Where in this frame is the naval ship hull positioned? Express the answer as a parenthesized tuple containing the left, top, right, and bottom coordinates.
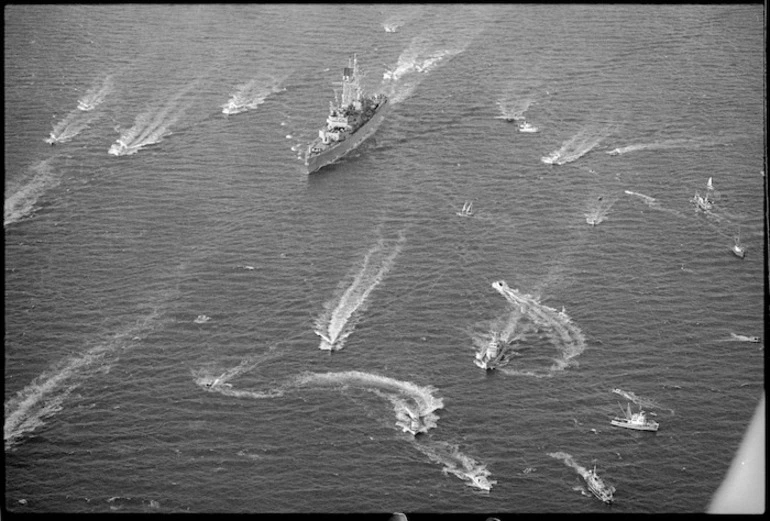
(305, 99, 390, 174)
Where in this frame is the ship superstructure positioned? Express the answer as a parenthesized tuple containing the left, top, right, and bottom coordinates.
(305, 55, 389, 174)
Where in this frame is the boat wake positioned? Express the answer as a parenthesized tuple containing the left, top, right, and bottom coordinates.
(77, 74, 114, 112)
(412, 439, 496, 492)
(584, 196, 617, 226)
(198, 369, 444, 435)
(611, 388, 673, 414)
(470, 309, 531, 370)
(314, 230, 406, 351)
(222, 76, 286, 115)
(541, 125, 615, 165)
(495, 97, 538, 132)
(45, 76, 113, 145)
(108, 82, 197, 156)
(45, 110, 98, 146)
(624, 189, 686, 219)
(4, 300, 168, 450)
(491, 280, 586, 378)
(382, 36, 467, 104)
(548, 451, 613, 499)
(4, 158, 62, 227)
(606, 136, 734, 157)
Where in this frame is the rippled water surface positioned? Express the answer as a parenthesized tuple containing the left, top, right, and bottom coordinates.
(4, 4, 765, 514)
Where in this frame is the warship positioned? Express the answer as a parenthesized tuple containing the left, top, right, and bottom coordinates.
(305, 55, 389, 174)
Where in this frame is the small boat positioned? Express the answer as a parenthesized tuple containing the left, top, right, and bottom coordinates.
(731, 235, 745, 258)
(691, 192, 712, 211)
(456, 201, 473, 217)
(611, 402, 659, 432)
(583, 464, 615, 504)
(730, 332, 760, 343)
(517, 121, 538, 133)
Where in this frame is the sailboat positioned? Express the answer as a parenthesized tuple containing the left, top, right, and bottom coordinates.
(611, 402, 659, 432)
(456, 201, 474, 217)
(731, 233, 746, 258)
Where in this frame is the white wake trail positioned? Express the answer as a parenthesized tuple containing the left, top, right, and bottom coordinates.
(491, 280, 586, 377)
(315, 231, 406, 351)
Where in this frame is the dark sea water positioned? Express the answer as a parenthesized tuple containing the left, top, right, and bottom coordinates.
(4, 4, 765, 514)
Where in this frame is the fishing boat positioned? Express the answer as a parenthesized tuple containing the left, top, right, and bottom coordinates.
(305, 55, 389, 174)
(456, 201, 473, 217)
(611, 402, 659, 432)
(583, 464, 615, 504)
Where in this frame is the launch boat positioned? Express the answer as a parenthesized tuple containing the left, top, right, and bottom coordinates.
(305, 55, 389, 174)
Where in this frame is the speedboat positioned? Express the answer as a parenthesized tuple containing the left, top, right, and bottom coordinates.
(583, 465, 615, 504)
(517, 121, 538, 133)
(731, 243, 745, 258)
(611, 402, 659, 432)
(541, 151, 560, 164)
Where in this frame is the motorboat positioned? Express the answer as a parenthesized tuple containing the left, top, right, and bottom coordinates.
(517, 121, 538, 133)
(611, 402, 659, 432)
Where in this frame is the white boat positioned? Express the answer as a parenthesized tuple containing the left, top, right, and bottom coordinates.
(456, 201, 473, 217)
(517, 121, 538, 133)
(583, 465, 615, 504)
(541, 151, 560, 164)
(611, 402, 659, 432)
(474, 338, 511, 370)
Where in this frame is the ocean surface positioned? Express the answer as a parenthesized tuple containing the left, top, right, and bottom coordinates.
(4, 4, 765, 514)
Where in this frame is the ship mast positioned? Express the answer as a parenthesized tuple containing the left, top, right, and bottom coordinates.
(340, 55, 362, 109)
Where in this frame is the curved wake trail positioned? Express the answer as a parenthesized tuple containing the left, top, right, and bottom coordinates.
(108, 81, 197, 156)
(4, 158, 61, 227)
(222, 75, 286, 115)
(314, 231, 406, 351)
(4, 303, 167, 450)
(624, 189, 687, 219)
(470, 309, 533, 370)
(381, 36, 468, 105)
(491, 280, 586, 378)
(412, 439, 497, 492)
(197, 369, 444, 435)
(542, 125, 615, 165)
